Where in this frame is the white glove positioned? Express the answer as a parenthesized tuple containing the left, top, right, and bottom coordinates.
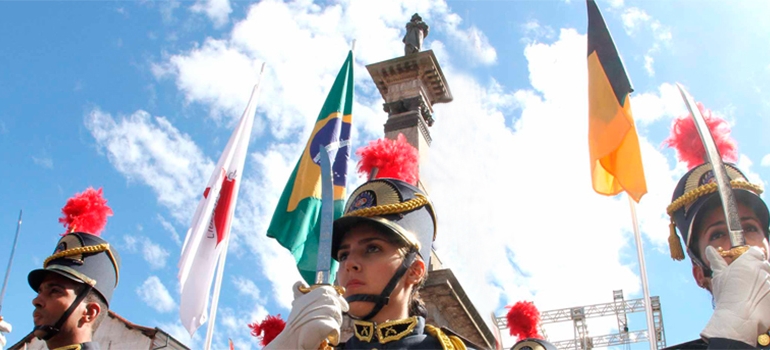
(0, 318, 11, 348)
(701, 246, 770, 346)
(265, 281, 349, 350)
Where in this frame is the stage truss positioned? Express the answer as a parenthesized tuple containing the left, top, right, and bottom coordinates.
(494, 290, 666, 349)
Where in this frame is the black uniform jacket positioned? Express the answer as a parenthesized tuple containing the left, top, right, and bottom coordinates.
(664, 337, 767, 349)
(52, 342, 101, 350)
(338, 316, 476, 350)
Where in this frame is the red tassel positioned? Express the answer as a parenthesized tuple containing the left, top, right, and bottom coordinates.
(356, 134, 419, 185)
(664, 102, 737, 169)
(506, 301, 542, 341)
(248, 314, 286, 346)
(58, 187, 113, 236)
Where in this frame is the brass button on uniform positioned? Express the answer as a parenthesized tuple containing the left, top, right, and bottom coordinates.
(758, 333, 770, 347)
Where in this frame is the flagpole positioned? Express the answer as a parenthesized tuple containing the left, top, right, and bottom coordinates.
(628, 195, 657, 349)
(203, 232, 230, 350)
(0, 210, 22, 314)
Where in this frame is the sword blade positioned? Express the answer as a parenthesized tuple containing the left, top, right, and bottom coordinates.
(676, 83, 745, 248)
(315, 145, 336, 285)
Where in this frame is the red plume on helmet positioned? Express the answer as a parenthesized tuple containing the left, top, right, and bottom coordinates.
(248, 314, 286, 346)
(58, 187, 113, 236)
(663, 102, 737, 169)
(356, 133, 419, 185)
(507, 301, 543, 341)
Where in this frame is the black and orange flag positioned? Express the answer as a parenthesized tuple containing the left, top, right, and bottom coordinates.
(587, 0, 647, 202)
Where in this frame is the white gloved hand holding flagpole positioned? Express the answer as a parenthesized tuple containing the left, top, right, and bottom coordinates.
(0, 316, 12, 348)
(701, 245, 770, 346)
(265, 281, 349, 350)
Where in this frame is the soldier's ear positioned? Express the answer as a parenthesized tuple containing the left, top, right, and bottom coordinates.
(83, 300, 102, 324)
(692, 263, 707, 289)
(407, 257, 426, 285)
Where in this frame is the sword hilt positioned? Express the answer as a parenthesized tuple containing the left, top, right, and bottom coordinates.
(295, 283, 346, 347)
(297, 283, 346, 296)
(718, 245, 750, 260)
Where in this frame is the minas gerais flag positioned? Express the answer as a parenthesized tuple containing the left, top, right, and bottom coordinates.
(178, 82, 262, 336)
(267, 51, 354, 284)
(587, 0, 647, 202)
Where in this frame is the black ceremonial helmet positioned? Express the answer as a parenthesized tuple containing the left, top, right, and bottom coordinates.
(511, 339, 558, 350)
(28, 187, 121, 340)
(331, 135, 437, 321)
(667, 163, 767, 265)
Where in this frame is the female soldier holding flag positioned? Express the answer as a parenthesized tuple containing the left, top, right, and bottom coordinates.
(259, 135, 476, 349)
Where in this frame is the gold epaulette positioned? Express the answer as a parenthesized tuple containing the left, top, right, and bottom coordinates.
(425, 324, 467, 350)
(52, 345, 82, 350)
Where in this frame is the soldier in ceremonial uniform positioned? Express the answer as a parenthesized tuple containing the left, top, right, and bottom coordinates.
(265, 136, 475, 350)
(663, 103, 770, 349)
(28, 187, 120, 350)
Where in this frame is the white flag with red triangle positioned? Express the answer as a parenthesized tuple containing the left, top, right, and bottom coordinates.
(178, 82, 262, 336)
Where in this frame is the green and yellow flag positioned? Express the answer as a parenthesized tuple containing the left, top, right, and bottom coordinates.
(587, 0, 647, 202)
(267, 51, 354, 284)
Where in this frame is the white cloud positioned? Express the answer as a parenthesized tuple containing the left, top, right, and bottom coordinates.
(190, 0, 231, 28)
(620, 7, 672, 77)
(160, 0, 180, 24)
(630, 82, 686, 124)
(122, 234, 171, 270)
(158, 214, 182, 245)
(442, 13, 497, 65)
(136, 276, 176, 313)
(152, 0, 496, 134)
(142, 238, 170, 269)
(123, 235, 139, 252)
(232, 276, 261, 301)
(739, 154, 766, 192)
(607, 0, 624, 9)
(32, 155, 53, 169)
(521, 19, 555, 44)
(762, 154, 770, 167)
(85, 109, 213, 223)
(644, 54, 655, 76)
(621, 7, 651, 35)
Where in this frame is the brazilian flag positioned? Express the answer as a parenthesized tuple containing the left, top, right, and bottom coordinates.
(587, 0, 647, 202)
(267, 51, 354, 284)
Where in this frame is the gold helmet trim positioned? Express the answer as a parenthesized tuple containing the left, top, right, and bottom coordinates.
(665, 180, 763, 261)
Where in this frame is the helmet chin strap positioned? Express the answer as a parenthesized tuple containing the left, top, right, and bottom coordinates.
(34, 285, 93, 341)
(345, 249, 418, 321)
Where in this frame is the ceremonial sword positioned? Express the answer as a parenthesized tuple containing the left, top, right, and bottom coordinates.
(676, 83, 748, 259)
(299, 141, 347, 293)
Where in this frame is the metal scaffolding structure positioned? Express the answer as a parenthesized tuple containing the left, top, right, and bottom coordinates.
(495, 290, 666, 350)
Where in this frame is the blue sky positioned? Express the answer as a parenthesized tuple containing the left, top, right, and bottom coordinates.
(2, 0, 770, 349)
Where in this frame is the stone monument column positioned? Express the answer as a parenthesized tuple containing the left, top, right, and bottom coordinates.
(366, 26, 452, 208)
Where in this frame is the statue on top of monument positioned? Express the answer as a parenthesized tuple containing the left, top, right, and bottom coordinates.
(403, 13, 429, 55)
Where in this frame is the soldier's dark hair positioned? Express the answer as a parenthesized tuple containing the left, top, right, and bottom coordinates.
(408, 272, 428, 318)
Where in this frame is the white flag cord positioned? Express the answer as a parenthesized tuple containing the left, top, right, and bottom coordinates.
(628, 195, 658, 349)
